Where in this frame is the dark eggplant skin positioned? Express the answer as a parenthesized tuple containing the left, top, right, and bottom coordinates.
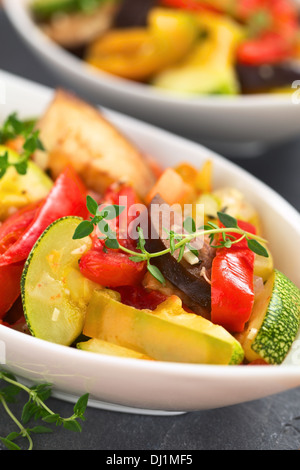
(236, 61, 300, 94)
(113, 0, 158, 28)
(145, 194, 215, 317)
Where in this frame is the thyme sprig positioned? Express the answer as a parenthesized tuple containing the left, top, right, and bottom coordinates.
(73, 195, 269, 284)
(0, 370, 89, 450)
(0, 113, 44, 178)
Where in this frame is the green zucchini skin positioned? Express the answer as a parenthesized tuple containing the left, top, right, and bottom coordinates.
(31, 0, 116, 20)
(252, 270, 300, 364)
(20, 216, 95, 346)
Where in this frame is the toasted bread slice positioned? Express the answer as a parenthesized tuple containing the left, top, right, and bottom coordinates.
(34, 90, 156, 199)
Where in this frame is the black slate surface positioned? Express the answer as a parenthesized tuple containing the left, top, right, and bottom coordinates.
(0, 8, 300, 451)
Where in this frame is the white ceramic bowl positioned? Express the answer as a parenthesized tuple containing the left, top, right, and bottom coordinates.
(4, 0, 300, 156)
(0, 70, 300, 415)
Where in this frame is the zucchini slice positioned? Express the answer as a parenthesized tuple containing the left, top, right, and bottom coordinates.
(236, 270, 300, 364)
(21, 216, 98, 346)
(0, 146, 53, 221)
(31, 0, 107, 20)
(77, 338, 154, 360)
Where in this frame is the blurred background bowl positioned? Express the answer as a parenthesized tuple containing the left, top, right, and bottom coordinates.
(3, 0, 300, 157)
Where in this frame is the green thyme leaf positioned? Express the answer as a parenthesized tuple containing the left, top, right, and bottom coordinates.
(72, 221, 94, 239)
(0, 437, 21, 450)
(186, 243, 199, 257)
(147, 262, 165, 284)
(14, 160, 28, 175)
(105, 238, 120, 250)
(137, 226, 146, 252)
(129, 255, 145, 263)
(183, 216, 196, 234)
(98, 204, 125, 220)
(177, 245, 185, 263)
(0, 113, 45, 179)
(29, 425, 52, 434)
(42, 413, 61, 424)
(73, 393, 89, 418)
(247, 239, 269, 257)
(86, 195, 99, 216)
(63, 420, 82, 432)
(217, 212, 238, 229)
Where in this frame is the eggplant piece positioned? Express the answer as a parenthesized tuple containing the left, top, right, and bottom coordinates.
(145, 194, 215, 317)
(113, 0, 158, 28)
(236, 61, 300, 94)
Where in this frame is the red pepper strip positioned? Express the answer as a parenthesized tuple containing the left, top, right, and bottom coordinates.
(0, 202, 44, 318)
(79, 249, 147, 288)
(81, 183, 147, 288)
(0, 263, 24, 320)
(0, 166, 88, 267)
(210, 220, 256, 333)
(159, 0, 221, 13)
(102, 183, 144, 248)
(91, 183, 145, 253)
(236, 0, 298, 65)
(0, 200, 43, 255)
(115, 285, 167, 310)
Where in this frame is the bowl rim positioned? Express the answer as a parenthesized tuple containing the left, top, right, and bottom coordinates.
(3, 0, 299, 110)
(0, 70, 300, 382)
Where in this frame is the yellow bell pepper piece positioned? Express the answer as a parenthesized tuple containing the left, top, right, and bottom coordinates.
(153, 11, 245, 95)
(85, 8, 199, 81)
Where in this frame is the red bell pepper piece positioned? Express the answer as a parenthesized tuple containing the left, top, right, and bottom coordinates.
(159, 0, 221, 13)
(236, 0, 298, 65)
(79, 249, 146, 288)
(0, 200, 43, 255)
(115, 285, 167, 310)
(0, 166, 88, 267)
(210, 220, 256, 333)
(80, 183, 147, 288)
(0, 263, 25, 320)
(0, 201, 44, 319)
(102, 183, 143, 247)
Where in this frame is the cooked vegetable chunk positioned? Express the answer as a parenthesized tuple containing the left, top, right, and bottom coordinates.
(83, 290, 244, 365)
(145, 194, 214, 317)
(21, 217, 98, 345)
(0, 146, 53, 221)
(236, 270, 300, 364)
(77, 338, 154, 360)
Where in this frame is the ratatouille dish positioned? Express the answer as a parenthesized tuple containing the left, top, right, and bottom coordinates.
(30, 0, 300, 96)
(0, 90, 300, 366)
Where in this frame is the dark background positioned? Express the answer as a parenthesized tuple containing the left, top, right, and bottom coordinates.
(0, 8, 300, 451)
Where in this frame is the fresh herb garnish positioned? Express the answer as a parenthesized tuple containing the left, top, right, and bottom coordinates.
(0, 113, 44, 179)
(73, 195, 269, 285)
(0, 370, 89, 451)
(73, 194, 125, 241)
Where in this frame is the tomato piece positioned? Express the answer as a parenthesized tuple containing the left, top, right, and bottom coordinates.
(0, 166, 88, 266)
(0, 263, 24, 319)
(79, 249, 146, 288)
(210, 220, 256, 333)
